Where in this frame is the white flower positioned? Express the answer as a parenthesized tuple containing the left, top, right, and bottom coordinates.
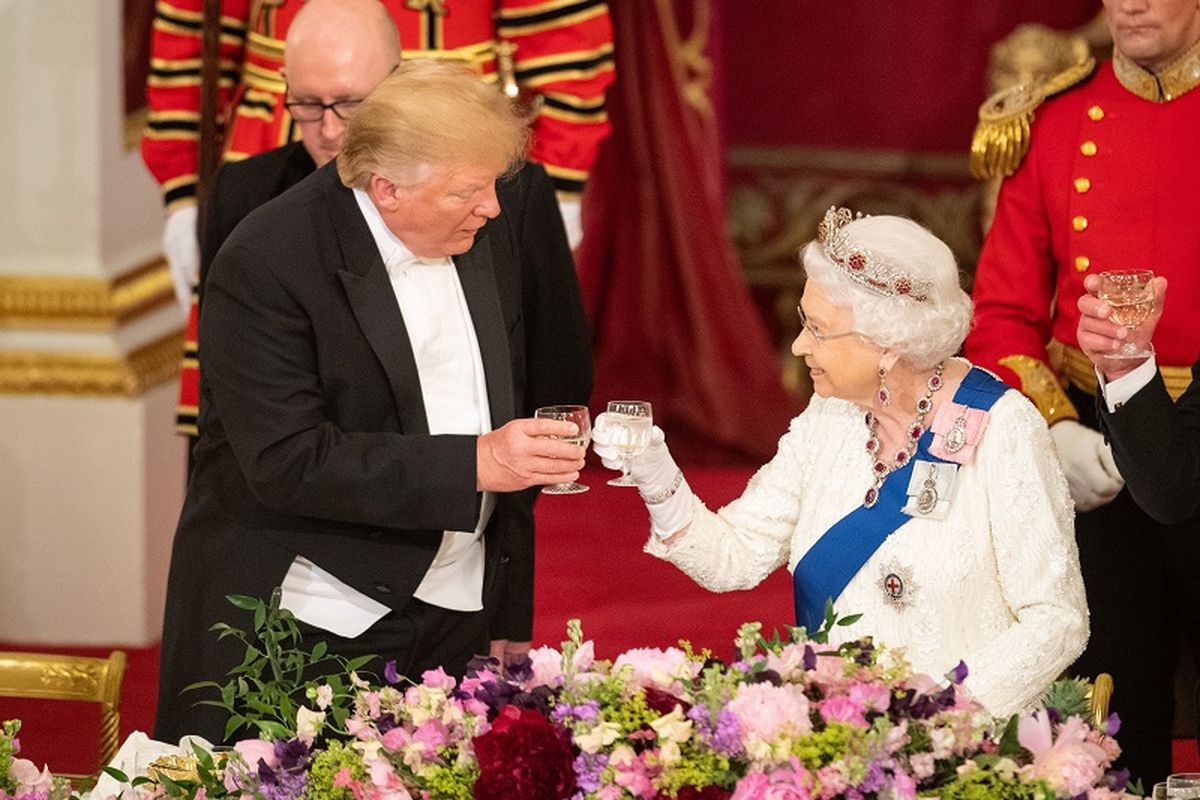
(658, 740, 682, 766)
(574, 720, 622, 754)
(296, 707, 326, 744)
(315, 684, 333, 710)
(649, 707, 693, 744)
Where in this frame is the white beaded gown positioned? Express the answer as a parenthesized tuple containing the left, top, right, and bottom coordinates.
(646, 372, 1088, 718)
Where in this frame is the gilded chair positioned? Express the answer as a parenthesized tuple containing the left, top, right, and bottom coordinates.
(0, 650, 127, 786)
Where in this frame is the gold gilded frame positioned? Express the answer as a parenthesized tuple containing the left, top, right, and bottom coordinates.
(0, 650, 127, 785)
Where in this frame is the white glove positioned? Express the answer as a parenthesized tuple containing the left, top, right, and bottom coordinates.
(557, 197, 583, 251)
(162, 204, 200, 316)
(1050, 419, 1124, 512)
(593, 412, 694, 537)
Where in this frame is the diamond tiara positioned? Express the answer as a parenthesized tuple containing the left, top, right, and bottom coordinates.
(815, 207, 932, 302)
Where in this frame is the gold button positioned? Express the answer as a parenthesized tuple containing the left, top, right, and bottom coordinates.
(1087, 105, 1104, 121)
(1073, 215, 1088, 231)
(1081, 140, 1098, 156)
(1075, 255, 1090, 271)
(1074, 177, 1091, 193)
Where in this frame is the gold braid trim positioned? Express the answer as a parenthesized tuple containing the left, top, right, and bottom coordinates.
(998, 354, 1079, 425)
(970, 57, 1096, 180)
(1059, 341, 1195, 401)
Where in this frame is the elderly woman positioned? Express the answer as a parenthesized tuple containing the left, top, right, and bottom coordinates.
(594, 209, 1088, 717)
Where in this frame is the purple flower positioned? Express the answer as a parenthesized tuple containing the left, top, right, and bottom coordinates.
(572, 752, 609, 793)
(947, 660, 969, 685)
(273, 738, 310, 772)
(802, 646, 817, 671)
(1104, 712, 1121, 736)
(383, 659, 401, 685)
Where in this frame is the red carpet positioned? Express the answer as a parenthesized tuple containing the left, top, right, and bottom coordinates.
(3, 464, 1197, 777)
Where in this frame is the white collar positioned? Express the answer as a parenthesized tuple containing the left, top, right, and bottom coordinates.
(351, 187, 449, 273)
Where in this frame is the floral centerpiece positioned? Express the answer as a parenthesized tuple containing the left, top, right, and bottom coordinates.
(0, 721, 73, 800)
(3, 597, 1140, 800)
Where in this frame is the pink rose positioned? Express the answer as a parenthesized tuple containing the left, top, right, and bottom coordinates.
(727, 683, 813, 744)
(419, 667, 456, 691)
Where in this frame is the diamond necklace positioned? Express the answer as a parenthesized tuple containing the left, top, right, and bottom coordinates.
(863, 361, 946, 508)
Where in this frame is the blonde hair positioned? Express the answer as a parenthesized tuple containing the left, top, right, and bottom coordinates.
(337, 60, 529, 189)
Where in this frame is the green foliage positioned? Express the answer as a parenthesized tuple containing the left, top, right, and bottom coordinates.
(746, 600, 864, 657)
(1041, 677, 1092, 720)
(793, 723, 855, 770)
(304, 741, 367, 800)
(417, 764, 477, 800)
(655, 748, 736, 796)
(184, 589, 376, 742)
(1, 719, 20, 793)
(922, 769, 1054, 800)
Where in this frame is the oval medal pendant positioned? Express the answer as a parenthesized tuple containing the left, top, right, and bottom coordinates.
(916, 485, 938, 515)
(944, 417, 967, 453)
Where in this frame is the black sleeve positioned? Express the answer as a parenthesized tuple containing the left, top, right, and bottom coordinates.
(201, 240, 481, 532)
(1099, 359, 1200, 525)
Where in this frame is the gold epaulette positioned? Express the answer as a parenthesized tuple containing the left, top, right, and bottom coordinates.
(998, 354, 1079, 426)
(970, 57, 1097, 180)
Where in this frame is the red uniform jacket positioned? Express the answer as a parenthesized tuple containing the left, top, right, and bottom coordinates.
(142, 0, 615, 207)
(966, 56, 1200, 424)
(146, 0, 614, 434)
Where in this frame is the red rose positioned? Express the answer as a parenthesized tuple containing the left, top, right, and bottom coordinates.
(643, 686, 692, 716)
(473, 705, 576, 800)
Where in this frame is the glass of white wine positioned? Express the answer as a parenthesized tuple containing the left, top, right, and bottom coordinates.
(1098, 269, 1155, 359)
(1168, 774, 1200, 799)
(534, 404, 591, 495)
(603, 401, 653, 487)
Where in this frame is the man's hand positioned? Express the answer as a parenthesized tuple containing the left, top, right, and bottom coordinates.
(477, 417, 585, 492)
(1077, 274, 1167, 381)
(163, 204, 200, 316)
(1050, 419, 1124, 511)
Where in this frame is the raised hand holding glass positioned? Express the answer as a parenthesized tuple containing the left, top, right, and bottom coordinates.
(1098, 269, 1155, 359)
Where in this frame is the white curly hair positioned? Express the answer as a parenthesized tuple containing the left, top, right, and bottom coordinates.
(800, 214, 973, 370)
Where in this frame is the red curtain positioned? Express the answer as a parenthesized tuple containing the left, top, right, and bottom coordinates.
(576, 0, 801, 464)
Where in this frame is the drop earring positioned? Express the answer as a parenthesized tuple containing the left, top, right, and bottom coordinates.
(877, 366, 891, 406)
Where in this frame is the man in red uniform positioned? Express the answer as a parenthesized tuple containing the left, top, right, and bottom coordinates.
(141, 0, 614, 435)
(966, 0, 1200, 784)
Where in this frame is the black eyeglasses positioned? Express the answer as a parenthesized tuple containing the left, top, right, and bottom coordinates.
(284, 99, 364, 122)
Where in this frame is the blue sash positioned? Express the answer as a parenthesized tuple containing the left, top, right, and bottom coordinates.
(791, 367, 1008, 633)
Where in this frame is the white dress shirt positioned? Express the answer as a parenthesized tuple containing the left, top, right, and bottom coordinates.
(279, 189, 494, 635)
(1096, 356, 1158, 412)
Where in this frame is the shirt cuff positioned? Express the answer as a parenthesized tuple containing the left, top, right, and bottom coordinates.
(1097, 356, 1158, 413)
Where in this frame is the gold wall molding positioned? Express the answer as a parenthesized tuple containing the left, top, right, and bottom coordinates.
(0, 257, 175, 330)
(728, 146, 972, 179)
(0, 330, 183, 397)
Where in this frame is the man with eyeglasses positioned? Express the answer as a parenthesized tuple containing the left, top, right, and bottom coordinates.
(172, 0, 399, 437)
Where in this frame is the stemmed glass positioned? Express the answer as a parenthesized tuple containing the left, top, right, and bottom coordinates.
(534, 404, 591, 495)
(1167, 774, 1200, 799)
(1098, 269, 1156, 359)
(601, 401, 653, 486)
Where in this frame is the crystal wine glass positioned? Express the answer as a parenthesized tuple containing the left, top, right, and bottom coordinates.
(1168, 774, 1200, 799)
(1098, 269, 1155, 360)
(534, 404, 591, 495)
(602, 401, 653, 487)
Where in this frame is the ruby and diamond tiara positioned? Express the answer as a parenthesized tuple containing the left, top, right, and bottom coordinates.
(815, 206, 932, 302)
